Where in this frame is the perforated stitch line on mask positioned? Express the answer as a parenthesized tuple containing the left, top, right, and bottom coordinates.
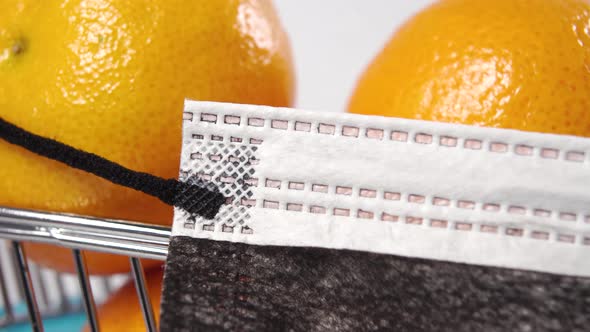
(250, 177, 590, 246)
(183, 110, 590, 164)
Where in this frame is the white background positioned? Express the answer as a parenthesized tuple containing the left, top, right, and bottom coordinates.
(274, 0, 434, 112)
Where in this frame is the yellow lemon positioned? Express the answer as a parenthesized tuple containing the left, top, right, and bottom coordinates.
(348, 0, 590, 137)
(0, 0, 294, 274)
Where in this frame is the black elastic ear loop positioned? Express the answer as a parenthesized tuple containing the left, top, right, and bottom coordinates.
(0, 117, 225, 219)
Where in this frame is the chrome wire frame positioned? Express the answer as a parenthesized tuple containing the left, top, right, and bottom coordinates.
(0, 206, 171, 331)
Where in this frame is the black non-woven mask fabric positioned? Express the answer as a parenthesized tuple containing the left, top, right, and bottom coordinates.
(160, 236, 590, 332)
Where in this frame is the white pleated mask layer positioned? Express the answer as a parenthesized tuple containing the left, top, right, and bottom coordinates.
(174, 100, 590, 277)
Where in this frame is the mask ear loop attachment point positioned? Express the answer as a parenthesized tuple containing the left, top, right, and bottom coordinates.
(0, 117, 226, 219)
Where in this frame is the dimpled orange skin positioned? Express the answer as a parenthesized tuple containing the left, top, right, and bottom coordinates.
(0, 0, 294, 274)
(81, 267, 164, 332)
(348, 0, 590, 137)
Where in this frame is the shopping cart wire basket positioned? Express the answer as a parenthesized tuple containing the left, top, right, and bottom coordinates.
(0, 205, 170, 332)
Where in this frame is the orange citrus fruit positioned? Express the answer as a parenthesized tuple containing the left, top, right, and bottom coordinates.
(348, 0, 590, 137)
(0, 0, 294, 274)
(82, 267, 164, 332)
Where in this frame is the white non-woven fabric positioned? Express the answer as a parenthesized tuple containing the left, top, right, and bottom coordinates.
(174, 100, 590, 277)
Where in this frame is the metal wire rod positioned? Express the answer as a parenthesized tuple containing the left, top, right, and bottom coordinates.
(73, 249, 100, 332)
(130, 257, 157, 332)
(54, 271, 72, 313)
(0, 261, 14, 323)
(7, 241, 25, 301)
(12, 241, 44, 332)
(30, 264, 48, 311)
(0, 206, 170, 260)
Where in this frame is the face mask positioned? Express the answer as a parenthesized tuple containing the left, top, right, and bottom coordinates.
(160, 101, 590, 332)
